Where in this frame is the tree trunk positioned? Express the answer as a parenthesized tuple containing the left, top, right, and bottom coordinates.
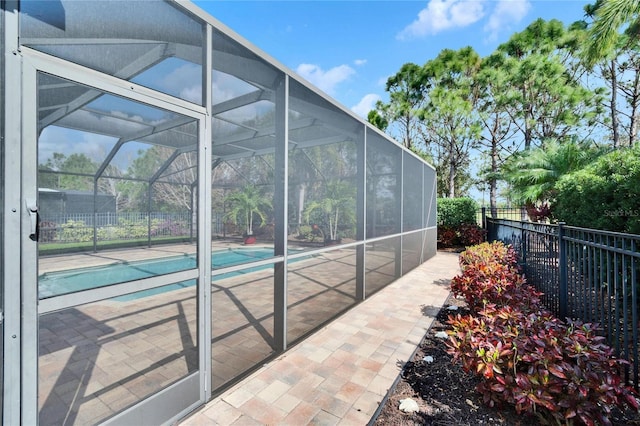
(297, 185, 305, 225)
(629, 69, 640, 147)
(405, 113, 412, 150)
(523, 84, 533, 149)
(448, 160, 456, 198)
(609, 60, 620, 149)
(489, 179, 497, 218)
(490, 137, 498, 217)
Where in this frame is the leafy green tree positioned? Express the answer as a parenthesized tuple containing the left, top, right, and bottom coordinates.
(370, 63, 427, 151)
(419, 47, 482, 198)
(120, 145, 197, 212)
(583, 1, 640, 148)
(224, 184, 272, 236)
(475, 53, 520, 215)
(497, 19, 604, 149)
(554, 145, 640, 232)
(367, 109, 388, 132)
(288, 141, 356, 228)
(38, 164, 59, 189)
(434, 162, 473, 198)
(303, 179, 356, 242)
(40, 152, 97, 191)
(585, 0, 640, 64)
(502, 139, 608, 206)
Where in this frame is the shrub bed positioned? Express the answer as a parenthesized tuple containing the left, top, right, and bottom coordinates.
(446, 242, 639, 425)
(554, 146, 640, 233)
(437, 198, 486, 249)
(437, 223, 486, 248)
(437, 197, 478, 227)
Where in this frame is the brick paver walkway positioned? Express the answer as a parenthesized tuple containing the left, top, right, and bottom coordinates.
(180, 251, 460, 425)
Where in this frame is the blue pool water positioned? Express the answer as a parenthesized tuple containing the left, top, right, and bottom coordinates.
(39, 248, 276, 300)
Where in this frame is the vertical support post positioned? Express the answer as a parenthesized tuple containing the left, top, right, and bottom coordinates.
(558, 222, 568, 320)
(396, 151, 404, 277)
(356, 125, 365, 300)
(202, 21, 213, 402)
(189, 182, 194, 244)
(147, 182, 152, 248)
(273, 75, 288, 352)
(521, 222, 527, 270)
(222, 188, 226, 238)
(4, 2, 25, 422)
(630, 238, 638, 388)
(93, 178, 98, 252)
(481, 206, 486, 230)
(19, 49, 41, 426)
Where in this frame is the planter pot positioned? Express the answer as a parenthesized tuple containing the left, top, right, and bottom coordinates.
(244, 235, 257, 245)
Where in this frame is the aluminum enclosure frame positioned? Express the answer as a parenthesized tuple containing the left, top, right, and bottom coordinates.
(1, 1, 437, 424)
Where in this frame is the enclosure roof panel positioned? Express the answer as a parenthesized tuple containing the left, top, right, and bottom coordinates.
(26, 0, 432, 184)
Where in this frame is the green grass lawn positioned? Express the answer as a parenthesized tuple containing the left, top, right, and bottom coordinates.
(39, 236, 194, 255)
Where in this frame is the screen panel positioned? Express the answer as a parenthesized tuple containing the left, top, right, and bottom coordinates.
(21, 0, 205, 105)
(39, 283, 198, 425)
(211, 264, 275, 391)
(287, 79, 360, 251)
(287, 248, 357, 344)
(210, 28, 284, 261)
(402, 231, 423, 275)
(403, 152, 423, 232)
(366, 129, 401, 239)
(0, 4, 4, 416)
(37, 73, 199, 299)
(365, 236, 400, 297)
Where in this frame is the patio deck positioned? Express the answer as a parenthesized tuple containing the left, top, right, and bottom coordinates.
(179, 251, 460, 425)
(35, 244, 458, 425)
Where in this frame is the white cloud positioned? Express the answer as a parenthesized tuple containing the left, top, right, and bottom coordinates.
(484, 0, 531, 42)
(351, 94, 381, 118)
(160, 63, 202, 104)
(354, 59, 367, 66)
(397, 0, 485, 40)
(296, 63, 356, 95)
(38, 125, 117, 167)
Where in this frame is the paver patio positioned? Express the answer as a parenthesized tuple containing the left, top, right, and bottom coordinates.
(36, 244, 458, 425)
(179, 251, 460, 425)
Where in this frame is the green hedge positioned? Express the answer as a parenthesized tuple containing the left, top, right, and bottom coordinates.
(554, 147, 640, 234)
(437, 197, 478, 227)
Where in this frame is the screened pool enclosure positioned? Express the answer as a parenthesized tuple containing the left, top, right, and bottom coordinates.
(1, 1, 437, 424)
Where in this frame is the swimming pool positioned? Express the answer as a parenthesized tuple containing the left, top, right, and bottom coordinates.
(39, 247, 277, 300)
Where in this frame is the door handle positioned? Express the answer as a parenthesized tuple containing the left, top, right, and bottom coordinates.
(26, 200, 39, 242)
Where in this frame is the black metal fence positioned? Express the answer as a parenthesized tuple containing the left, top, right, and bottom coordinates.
(39, 212, 210, 244)
(476, 207, 529, 227)
(487, 218, 640, 389)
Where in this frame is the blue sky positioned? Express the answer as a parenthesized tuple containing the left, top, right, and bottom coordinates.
(195, 0, 592, 118)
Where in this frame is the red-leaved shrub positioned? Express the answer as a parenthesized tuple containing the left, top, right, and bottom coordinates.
(438, 226, 458, 247)
(452, 241, 535, 311)
(458, 240, 519, 270)
(458, 223, 487, 246)
(438, 224, 487, 248)
(446, 242, 639, 425)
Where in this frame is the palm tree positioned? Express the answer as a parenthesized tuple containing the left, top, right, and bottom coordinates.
(502, 140, 608, 206)
(586, 0, 640, 64)
(303, 180, 356, 242)
(224, 185, 272, 237)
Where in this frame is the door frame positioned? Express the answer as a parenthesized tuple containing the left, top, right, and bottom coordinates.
(19, 47, 211, 425)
